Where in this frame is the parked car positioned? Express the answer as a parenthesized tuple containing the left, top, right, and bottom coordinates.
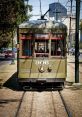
(0, 51, 5, 58)
(5, 50, 15, 58)
(69, 48, 80, 56)
(0, 49, 5, 58)
(69, 48, 75, 55)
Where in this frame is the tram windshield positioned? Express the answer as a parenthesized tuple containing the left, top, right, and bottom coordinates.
(21, 33, 66, 58)
(34, 40, 49, 57)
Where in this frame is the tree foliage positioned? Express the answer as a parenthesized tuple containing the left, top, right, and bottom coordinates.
(0, 0, 32, 48)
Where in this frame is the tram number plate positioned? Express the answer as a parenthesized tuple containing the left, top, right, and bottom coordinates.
(35, 60, 49, 65)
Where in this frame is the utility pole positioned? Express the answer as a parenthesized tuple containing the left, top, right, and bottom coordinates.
(53, 10, 61, 22)
(55, 10, 58, 21)
(69, 0, 73, 49)
(39, 0, 42, 17)
(75, 0, 80, 83)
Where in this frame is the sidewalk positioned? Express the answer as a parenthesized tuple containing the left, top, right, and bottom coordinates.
(0, 60, 17, 87)
(66, 55, 82, 87)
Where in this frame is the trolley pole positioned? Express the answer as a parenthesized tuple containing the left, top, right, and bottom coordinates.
(75, 0, 80, 83)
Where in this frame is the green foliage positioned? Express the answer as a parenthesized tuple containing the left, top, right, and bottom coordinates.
(0, 0, 32, 48)
(0, 0, 32, 26)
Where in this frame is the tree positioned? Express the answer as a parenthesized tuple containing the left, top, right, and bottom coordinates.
(0, 0, 32, 48)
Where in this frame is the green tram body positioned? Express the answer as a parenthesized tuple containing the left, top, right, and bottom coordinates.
(17, 20, 67, 85)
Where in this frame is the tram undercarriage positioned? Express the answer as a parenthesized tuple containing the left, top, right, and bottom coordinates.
(18, 78, 65, 90)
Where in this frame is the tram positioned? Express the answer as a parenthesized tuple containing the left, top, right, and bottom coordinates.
(17, 19, 67, 87)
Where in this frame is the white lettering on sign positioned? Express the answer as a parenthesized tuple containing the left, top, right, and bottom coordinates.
(35, 60, 49, 65)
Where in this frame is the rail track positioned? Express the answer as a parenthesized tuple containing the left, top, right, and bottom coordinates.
(14, 90, 73, 117)
(58, 91, 72, 117)
(51, 92, 58, 117)
(51, 91, 73, 117)
(28, 92, 35, 117)
(14, 91, 35, 117)
(15, 91, 26, 117)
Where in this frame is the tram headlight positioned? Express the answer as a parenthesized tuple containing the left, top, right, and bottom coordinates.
(38, 66, 45, 73)
(47, 66, 52, 72)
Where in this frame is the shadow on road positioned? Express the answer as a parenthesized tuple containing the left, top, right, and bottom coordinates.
(3, 72, 21, 91)
(3, 72, 63, 92)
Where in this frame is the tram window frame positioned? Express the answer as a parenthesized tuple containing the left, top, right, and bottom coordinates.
(34, 39, 49, 57)
(51, 39, 65, 57)
(22, 39, 33, 57)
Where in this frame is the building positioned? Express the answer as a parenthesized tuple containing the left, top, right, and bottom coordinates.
(49, 2, 67, 20)
(62, 15, 76, 48)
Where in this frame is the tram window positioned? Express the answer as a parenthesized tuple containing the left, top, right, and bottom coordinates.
(35, 40, 49, 53)
(51, 40, 65, 56)
(34, 40, 49, 57)
(22, 40, 33, 56)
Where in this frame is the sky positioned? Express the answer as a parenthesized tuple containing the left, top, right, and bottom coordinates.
(26, 0, 82, 20)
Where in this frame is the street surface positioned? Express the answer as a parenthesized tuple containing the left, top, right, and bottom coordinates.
(67, 54, 82, 83)
(0, 55, 82, 117)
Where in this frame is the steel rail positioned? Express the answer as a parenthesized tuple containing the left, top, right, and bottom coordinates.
(59, 91, 73, 117)
(51, 92, 57, 117)
(28, 92, 35, 117)
(14, 91, 34, 117)
(15, 91, 26, 117)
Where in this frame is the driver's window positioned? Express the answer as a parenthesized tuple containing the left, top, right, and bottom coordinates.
(35, 40, 49, 53)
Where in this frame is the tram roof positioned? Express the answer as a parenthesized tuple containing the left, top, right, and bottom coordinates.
(53, 22, 67, 29)
(19, 20, 67, 29)
(19, 20, 51, 28)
